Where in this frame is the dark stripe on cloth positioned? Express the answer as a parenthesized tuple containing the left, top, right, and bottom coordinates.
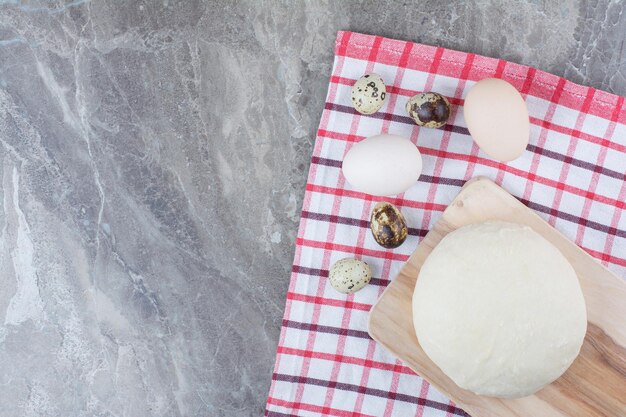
(272, 373, 470, 416)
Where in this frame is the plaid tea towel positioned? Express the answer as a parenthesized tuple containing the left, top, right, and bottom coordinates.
(265, 31, 626, 417)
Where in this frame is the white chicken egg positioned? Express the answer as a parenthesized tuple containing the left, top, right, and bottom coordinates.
(463, 78, 530, 162)
(342, 134, 423, 196)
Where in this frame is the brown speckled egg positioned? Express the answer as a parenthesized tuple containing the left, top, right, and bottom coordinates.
(329, 258, 371, 294)
(370, 202, 408, 249)
(406, 92, 450, 128)
(351, 73, 387, 115)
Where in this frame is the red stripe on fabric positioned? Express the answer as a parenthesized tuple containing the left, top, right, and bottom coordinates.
(305, 183, 448, 211)
(292, 161, 343, 403)
(521, 67, 537, 96)
(575, 95, 623, 245)
(582, 247, 626, 267)
(336, 31, 352, 57)
(413, 47, 448, 248)
(317, 128, 362, 142)
(323, 299, 357, 408)
(548, 87, 595, 227)
(493, 59, 506, 77)
(323, 233, 367, 409)
(287, 291, 373, 312)
(336, 195, 378, 412)
(519, 67, 547, 203)
(381, 41, 414, 128)
(530, 116, 626, 154)
(398, 41, 415, 68)
(430, 47, 444, 72)
(603, 179, 626, 265)
(382, 361, 403, 417)
(367, 36, 384, 62)
(353, 339, 378, 414)
(457, 53, 483, 182)
(355, 223, 400, 414)
(598, 98, 626, 266)
(291, 247, 327, 407)
(297, 237, 410, 261)
(266, 397, 375, 417)
(414, 378, 431, 417)
(277, 346, 415, 374)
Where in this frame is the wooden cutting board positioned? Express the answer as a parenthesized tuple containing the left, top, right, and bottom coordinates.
(368, 177, 626, 417)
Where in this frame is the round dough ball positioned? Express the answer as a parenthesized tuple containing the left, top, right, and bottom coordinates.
(412, 221, 587, 399)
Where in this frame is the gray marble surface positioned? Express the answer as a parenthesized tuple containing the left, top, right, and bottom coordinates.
(0, 1, 624, 416)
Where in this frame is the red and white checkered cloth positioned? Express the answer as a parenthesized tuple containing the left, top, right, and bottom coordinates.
(264, 31, 626, 417)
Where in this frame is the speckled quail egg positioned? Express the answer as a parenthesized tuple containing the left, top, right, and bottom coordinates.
(370, 202, 408, 249)
(351, 73, 387, 115)
(329, 258, 372, 294)
(406, 92, 451, 128)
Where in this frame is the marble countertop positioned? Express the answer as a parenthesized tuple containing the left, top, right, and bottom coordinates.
(0, 1, 624, 416)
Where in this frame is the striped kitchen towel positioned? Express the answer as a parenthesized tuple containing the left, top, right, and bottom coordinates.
(265, 31, 626, 417)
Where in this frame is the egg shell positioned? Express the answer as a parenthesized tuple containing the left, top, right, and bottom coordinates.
(370, 202, 408, 248)
(351, 73, 387, 114)
(406, 92, 451, 128)
(329, 258, 371, 294)
(463, 78, 530, 162)
(342, 134, 423, 197)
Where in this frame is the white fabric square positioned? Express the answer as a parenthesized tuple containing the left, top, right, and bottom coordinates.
(527, 96, 552, 120)
(360, 391, 390, 417)
(307, 357, 336, 382)
(292, 269, 323, 297)
(341, 57, 371, 81)
(600, 147, 626, 179)
(276, 350, 305, 377)
(595, 172, 623, 202)
(431, 74, 464, 98)
(312, 330, 342, 356)
(582, 113, 611, 137)
(399, 68, 429, 92)
(542, 129, 573, 158)
(302, 217, 331, 243)
(552, 105, 581, 129)
(355, 114, 386, 138)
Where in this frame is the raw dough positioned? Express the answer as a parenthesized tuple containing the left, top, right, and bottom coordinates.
(412, 221, 587, 399)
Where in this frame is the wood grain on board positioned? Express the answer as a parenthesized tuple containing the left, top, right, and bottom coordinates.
(368, 177, 626, 417)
